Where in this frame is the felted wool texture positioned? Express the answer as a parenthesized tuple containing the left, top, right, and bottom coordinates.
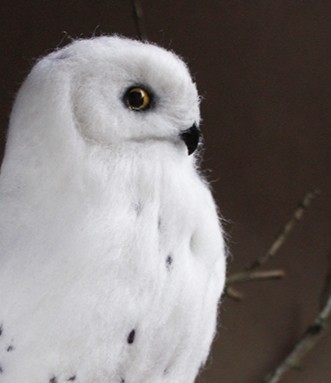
(0, 36, 226, 383)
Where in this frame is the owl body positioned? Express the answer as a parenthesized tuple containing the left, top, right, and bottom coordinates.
(0, 37, 226, 383)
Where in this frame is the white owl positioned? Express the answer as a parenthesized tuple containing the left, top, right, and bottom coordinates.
(0, 36, 226, 383)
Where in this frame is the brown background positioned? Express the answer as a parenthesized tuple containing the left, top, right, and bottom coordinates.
(0, 1, 330, 382)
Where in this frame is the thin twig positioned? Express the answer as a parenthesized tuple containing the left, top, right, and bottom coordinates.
(262, 252, 331, 383)
(225, 286, 244, 301)
(225, 269, 285, 301)
(225, 189, 319, 301)
(227, 269, 285, 285)
(247, 188, 320, 271)
(131, 0, 147, 40)
(320, 252, 331, 308)
(263, 296, 331, 382)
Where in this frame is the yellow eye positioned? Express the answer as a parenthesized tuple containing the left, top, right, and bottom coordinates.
(124, 87, 151, 111)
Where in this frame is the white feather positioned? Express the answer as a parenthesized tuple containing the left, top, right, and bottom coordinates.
(0, 36, 226, 383)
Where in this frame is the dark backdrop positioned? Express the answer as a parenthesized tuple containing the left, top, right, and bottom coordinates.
(1, 1, 330, 382)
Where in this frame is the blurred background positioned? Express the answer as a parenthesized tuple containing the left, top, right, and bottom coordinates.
(0, 1, 330, 382)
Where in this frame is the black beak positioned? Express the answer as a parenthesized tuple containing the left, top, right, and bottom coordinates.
(180, 123, 201, 155)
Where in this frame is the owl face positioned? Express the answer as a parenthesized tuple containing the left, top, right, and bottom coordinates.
(45, 36, 201, 154)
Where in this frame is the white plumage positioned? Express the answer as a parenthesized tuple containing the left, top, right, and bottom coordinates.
(0, 36, 226, 383)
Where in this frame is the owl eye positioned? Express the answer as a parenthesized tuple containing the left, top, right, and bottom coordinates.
(124, 87, 152, 111)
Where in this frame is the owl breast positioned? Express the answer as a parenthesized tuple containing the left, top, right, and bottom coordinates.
(0, 143, 225, 383)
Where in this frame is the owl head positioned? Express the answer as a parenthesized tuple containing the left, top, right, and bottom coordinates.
(2, 37, 201, 186)
(43, 37, 200, 150)
(48, 36, 201, 155)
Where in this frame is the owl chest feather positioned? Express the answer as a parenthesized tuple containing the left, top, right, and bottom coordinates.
(0, 146, 225, 383)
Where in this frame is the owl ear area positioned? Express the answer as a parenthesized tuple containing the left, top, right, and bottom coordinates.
(180, 123, 201, 155)
(123, 86, 153, 111)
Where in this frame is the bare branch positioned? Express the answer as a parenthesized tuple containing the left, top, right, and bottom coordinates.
(225, 189, 320, 301)
(320, 251, 331, 308)
(131, 0, 147, 40)
(263, 295, 331, 382)
(248, 188, 320, 271)
(224, 286, 244, 301)
(262, 251, 331, 383)
(227, 269, 285, 285)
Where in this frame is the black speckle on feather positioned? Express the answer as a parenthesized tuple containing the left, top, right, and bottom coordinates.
(127, 329, 136, 344)
(49, 377, 57, 383)
(67, 376, 76, 381)
(166, 255, 173, 269)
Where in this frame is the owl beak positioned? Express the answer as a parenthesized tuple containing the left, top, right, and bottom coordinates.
(180, 123, 201, 155)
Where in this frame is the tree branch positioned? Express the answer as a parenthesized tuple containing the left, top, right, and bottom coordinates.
(263, 297, 331, 383)
(320, 251, 331, 308)
(262, 252, 331, 383)
(225, 189, 319, 301)
(225, 286, 244, 301)
(131, 0, 147, 40)
(247, 188, 320, 271)
(227, 269, 286, 285)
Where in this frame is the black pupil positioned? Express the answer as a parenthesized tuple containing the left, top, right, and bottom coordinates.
(128, 90, 144, 108)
